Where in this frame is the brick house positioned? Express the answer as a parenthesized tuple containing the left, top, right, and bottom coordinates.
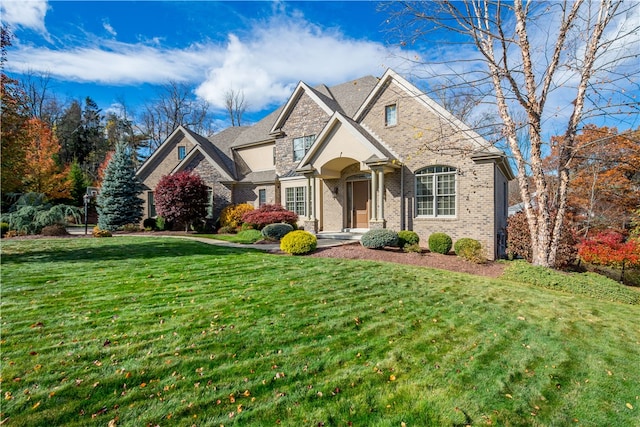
(136, 69, 514, 259)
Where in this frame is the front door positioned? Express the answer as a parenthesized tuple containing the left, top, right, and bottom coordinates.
(348, 180, 369, 228)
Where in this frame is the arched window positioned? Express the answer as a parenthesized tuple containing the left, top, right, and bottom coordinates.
(415, 166, 456, 217)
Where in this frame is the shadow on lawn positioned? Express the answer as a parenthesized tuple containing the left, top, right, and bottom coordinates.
(0, 237, 263, 264)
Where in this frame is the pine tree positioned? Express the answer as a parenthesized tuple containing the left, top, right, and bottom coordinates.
(97, 142, 143, 230)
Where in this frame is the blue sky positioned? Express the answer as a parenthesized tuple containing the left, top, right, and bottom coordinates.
(2, 0, 638, 132)
(2, 0, 416, 123)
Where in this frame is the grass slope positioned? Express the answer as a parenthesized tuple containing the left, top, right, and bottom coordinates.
(1, 237, 639, 426)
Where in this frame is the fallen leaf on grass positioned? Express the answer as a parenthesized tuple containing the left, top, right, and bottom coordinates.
(505, 394, 513, 399)
(626, 403, 634, 410)
(31, 401, 41, 410)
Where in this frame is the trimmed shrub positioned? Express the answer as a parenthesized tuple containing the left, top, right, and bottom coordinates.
(92, 226, 112, 238)
(41, 224, 70, 236)
(454, 238, 486, 264)
(262, 223, 294, 241)
(156, 216, 167, 231)
(361, 229, 399, 249)
(428, 232, 452, 254)
(242, 204, 298, 229)
(220, 203, 254, 229)
(143, 218, 157, 230)
(403, 243, 422, 253)
(397, 230, 420, 248)
(280, 230, 317, 255)
(218, 225, 235, 234)
(0, 222, 9, 237)
(121, 223, 141, 233)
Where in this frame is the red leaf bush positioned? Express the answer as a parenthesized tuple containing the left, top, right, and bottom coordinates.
(241, 204, 298, 230)
(578, 231, 640, 271)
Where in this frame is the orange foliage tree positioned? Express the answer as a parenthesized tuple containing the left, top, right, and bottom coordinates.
(23, 118, 71, 200)
(545, 125, 640, 237)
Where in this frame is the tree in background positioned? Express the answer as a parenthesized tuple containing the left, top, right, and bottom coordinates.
(224, 88, 247, 126)
(139, 81, 216, 152)
(544, 126, 640, 236)
(96, 142, 143, 231)
(154, 171, 208, 232)
(1, 26, 28, 199)
(22, 118, 71, 201)
(68, 160, 92, 207)
(386, 0, 639, 267)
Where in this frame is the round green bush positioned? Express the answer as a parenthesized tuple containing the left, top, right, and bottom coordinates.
(0, 222, 9, 237)
(428, 232, 452, 254)
(397, 230, 420, 248)
(143, 217, 157, 230)
(360, 229, 399, 249)
(454, 238, 481, 255)
(280, 230, 317, 255)
(454, 238, 486, 263)
(41, 224, 69, 236)
(262, 223, 294, 241)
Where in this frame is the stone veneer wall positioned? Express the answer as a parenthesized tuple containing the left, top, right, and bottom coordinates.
(359, 80, 499, 259)
(275, 93, 331, 176)
(185, 153, 232, 221)
(138, 132, 197, 220)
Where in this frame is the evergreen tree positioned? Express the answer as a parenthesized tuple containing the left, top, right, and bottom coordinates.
(68, 160, 91, 206)
(96, 141, 143, 230)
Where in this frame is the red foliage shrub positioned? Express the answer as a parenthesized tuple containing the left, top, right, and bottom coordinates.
(578, 231, 640, 270)
(241, 204, 298, 230)
(506, 210, 578, 268)
(155, 171, 208, 231)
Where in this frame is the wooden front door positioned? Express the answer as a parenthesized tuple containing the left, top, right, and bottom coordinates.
(349, 180, 369, 228)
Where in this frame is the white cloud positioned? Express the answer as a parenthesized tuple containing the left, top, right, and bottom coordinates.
(0, 0, 48, 33)
(196, 14, 414, 111)
(102, 20, 117, 37)
(5, 4, 418, 113)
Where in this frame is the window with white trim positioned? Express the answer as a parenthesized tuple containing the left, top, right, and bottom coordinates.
(416, 166, 456, 217)
(178, 146, 186, 160)
(285, 186, 306, 216)
(293, 135, 315, 161)
(385, 104, 397, 126)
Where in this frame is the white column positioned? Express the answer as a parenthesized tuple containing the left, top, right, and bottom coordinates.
(378, 169, 384, 220)
(306, 175, 313, 220)
(370, 170, 377, 221)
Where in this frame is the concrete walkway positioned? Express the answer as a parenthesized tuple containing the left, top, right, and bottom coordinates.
(66, 227, 360, 251)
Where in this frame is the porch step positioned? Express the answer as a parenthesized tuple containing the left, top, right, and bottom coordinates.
(316, 231, 363, 241)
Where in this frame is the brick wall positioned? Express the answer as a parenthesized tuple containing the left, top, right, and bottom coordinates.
(359, 80, 500, 259)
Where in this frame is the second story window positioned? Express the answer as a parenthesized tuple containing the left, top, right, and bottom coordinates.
(385, 104, 397, 126)
(178, 146, 186, 160)
(293, 135, 315, 161)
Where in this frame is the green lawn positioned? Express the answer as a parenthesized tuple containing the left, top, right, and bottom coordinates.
(1, 237, 639, 426)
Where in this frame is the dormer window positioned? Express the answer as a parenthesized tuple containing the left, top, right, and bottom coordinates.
(178, 146, 186, 160)
(385, 104, 397, 126)
(293, 135, 315, 161)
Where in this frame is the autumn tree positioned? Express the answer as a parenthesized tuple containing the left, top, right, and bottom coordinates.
(545, 126, 640, 236)
(1, 25, 28, 199)
(386, 0, 639, 267)
(96, 142, 143, 231)
(154, 171, 209, 232)
(22, 118, 71, 200)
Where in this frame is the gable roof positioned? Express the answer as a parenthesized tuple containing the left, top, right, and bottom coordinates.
(354, 69, 503, 156)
